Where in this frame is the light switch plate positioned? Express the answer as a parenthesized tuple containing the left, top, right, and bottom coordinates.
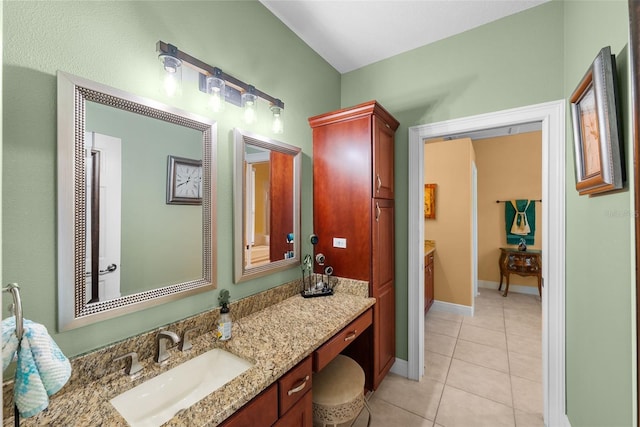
(333, 238, 347, 248)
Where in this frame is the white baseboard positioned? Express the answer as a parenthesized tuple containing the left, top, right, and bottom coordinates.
(431, 300, 474, 316)
(478, 279, 539, 296)
(389, 358, 408, 377)
(559, 414, 572, 427)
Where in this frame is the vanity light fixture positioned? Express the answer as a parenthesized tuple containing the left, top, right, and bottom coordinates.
(206, 69, 226, 113)
(241, 85, 258, 124)
(270, 100, 284, 134)
(158, 45, 182, 98)
(157, 41, 285, 132)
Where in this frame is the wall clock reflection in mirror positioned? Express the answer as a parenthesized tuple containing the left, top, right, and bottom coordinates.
(167, 155, 203, 204)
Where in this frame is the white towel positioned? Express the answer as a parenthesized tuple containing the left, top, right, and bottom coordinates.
(2, 316, 71, 418)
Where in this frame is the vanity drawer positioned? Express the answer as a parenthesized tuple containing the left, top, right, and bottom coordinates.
(278, 356, 312, 416)
(313, 308, 373, 372)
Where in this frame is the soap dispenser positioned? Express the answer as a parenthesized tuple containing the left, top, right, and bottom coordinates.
(217, 289, 232, 341)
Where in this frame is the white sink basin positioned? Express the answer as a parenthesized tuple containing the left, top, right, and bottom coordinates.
(110, 348, 253, 427)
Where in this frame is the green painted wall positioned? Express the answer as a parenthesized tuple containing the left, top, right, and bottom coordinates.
(341, 1, 565, 361)
(3, 1, 340, 357)
(86, 102, 204, 295)
(342, 0, 635, 423)
(563, 1, 634, 425)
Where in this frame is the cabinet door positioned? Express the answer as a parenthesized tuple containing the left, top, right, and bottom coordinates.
(312, 116, 372, 281)
(270, 150, 295, 262)
(220, 384, 278, 427)
(274, 391, 313, 427)
(373, 116, 395, 200)
(371, 199, 395, 389)
(425, 255, 434, 313)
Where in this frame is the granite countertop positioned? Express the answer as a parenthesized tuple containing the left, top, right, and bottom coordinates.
(14, 292, 375, 426)
(424, 240, 436, 256)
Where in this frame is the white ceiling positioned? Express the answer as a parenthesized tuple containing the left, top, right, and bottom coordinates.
(260, 0, 549, 74)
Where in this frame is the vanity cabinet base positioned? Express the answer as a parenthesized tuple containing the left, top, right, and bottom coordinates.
(221, 384, 278, 427)
(221, 356, 313, 427)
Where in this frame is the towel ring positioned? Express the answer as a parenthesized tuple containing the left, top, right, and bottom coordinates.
(3, 283, 24, 426)
(3, 283, 23, 340)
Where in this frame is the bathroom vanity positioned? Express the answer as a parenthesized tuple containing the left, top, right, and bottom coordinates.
(223, 308, 372, 427)
(424, 247, 435, 313)
(3, 281, 374, 426)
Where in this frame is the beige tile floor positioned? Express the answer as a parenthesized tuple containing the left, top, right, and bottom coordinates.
(353, 289, 542, 427)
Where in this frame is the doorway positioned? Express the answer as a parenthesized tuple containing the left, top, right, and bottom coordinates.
(406, 100, 567, 426)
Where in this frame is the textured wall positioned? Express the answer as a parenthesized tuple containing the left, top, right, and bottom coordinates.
(424, 138, 474, 307)
(341, 1, 564, 360)
(474, 132, 542, 288)
(563, 1, 634, 425)
(3, 1, 340, 357)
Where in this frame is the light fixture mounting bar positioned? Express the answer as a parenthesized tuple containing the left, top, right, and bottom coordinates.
(156, 40, 284, 109)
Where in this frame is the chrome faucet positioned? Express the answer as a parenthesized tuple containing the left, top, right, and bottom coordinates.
(179, 327, 200, 352)
(155, 330, 180, 363)
(114, 351, 143, 376)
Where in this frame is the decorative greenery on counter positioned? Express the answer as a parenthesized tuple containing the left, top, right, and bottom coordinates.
(218, 289, 230, 307)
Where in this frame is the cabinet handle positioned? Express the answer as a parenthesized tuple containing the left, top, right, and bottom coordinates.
(344, 330, 358, 341)
(287, 375, 309, 396)
(376, 174, 382, 193)
(375, 202, 381, 222)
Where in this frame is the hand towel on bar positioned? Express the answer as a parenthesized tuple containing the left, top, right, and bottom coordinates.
(2, 316, 71, 418)
(510, 200, 531, 235)
(505, 199, 535, 245)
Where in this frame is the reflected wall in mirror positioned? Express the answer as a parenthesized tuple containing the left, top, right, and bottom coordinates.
(233, 129, 301, 282)
(58, 71, 217, 331)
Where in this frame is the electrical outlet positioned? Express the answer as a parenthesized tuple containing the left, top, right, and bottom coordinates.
(333, 238, 347, 249)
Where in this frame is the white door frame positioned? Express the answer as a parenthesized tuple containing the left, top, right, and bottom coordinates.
(472, 161, 478, 299)
(407, 100, 568, 426)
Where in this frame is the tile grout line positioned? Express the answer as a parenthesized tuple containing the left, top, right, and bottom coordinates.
(430, 311, 460, 427)
(503, 294, 518, 427)
(424, 290, 542, 427)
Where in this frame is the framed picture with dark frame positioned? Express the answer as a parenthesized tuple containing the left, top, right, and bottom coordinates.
(166, 155, 203, 205)
(569, 46, 624, 196)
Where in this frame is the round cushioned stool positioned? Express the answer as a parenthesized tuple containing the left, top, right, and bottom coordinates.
(312, 355, 371, 427)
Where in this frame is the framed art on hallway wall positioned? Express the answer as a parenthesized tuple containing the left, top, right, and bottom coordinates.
(569, 46, 624, 196)
(424, 184, 436, 219)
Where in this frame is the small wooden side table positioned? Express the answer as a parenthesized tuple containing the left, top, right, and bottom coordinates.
(498, 248, 542, 297)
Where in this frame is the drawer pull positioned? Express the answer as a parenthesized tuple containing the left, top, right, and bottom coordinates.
(344, 331, 357, 342)
(376, 174, 382, 193)
(287, 376, 309, 396)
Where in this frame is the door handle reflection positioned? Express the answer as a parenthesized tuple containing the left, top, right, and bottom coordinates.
(85, 264, 117, 277)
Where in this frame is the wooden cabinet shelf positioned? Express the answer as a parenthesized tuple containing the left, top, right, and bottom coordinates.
(309, 100, 399, 390)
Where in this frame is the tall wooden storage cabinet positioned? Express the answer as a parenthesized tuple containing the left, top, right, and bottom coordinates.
(309, 101, 399, 390)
